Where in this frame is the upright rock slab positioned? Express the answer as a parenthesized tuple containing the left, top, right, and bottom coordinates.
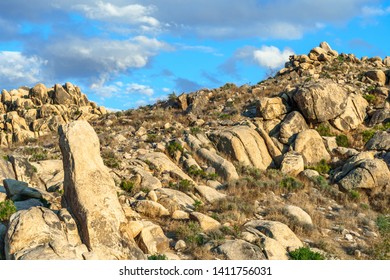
(59, 120, 140, 259)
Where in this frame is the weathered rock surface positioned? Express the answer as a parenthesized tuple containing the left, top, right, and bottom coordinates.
(280, 152, 304, 176)
(195, 185, 226, 203)
(257, 96, 290, 120)
(59, 120, 142, 259)
(217, 240, 266, 260)
(279, 111, 309, 144)
(136, 221, 169, 254)
(294, 129, 331, 165)
(283, 205, 313, 226)
(245, 220, 303, 250)
(294, 81, 348, 123)
(5, 207, 84, 260)
(133, 200, 170, 218)
(365, 131, 390, 151)
(190, 212, 221, 231)
(332, 94, 368, 131)
(209, 126, 273, 170)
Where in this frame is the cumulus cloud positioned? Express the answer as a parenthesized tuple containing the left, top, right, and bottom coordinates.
(0, 51, 47, 88)
(74, 1, 160, 32)
(41, 36, 168, 80)
(253, 46, 295, 69)
(220, 45, 295, 77)
(126, 83, 154, 96)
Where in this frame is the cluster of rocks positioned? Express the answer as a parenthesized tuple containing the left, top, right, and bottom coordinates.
(0, 42, 389, 260)
(0, 83, 106, 146)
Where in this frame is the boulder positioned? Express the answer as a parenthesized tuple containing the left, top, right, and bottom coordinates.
(294, 81, 348, 123)
(294, 129, 331, 165)
(133, 200, 170, 218)
(190, 212, 221, 231)
(217, 240, 266, 260)
(209, 126, 273, 170)
(53, 84, 73, 105)
(279, 111, 309, 144)
(245, 220, 303, 250)
(5, 207, 83, 260)
(365, 70, 387, 86)
(59, 120, 141, 259)
(29, 83, 48, 105)
(136, 222, 169, 254)
(332, 94, 368, 131)
(14, 198, 43, 211)
(280, 152, 304, 176)
(365, 131, 390, 151)
(195, 185, 226, 203)
(333, 157, 390, 191)
(283, 205, 313, 226)
(3, 179, 43, 201)
(260, 235, 289, 260)
(257, 97, 290, 120)
(186, 134, 239, 181)
(155, 188, 195, 212)
(0, 159, 15, 182)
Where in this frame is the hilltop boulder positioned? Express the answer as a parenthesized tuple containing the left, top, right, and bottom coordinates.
(294, 80, 348, 123)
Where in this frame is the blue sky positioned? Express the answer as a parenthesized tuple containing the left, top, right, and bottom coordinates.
(1, 0, 390, 110)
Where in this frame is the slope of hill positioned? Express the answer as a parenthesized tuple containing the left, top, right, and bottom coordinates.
(0, 42, 389, 260)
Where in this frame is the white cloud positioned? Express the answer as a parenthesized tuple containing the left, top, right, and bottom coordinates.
(253, 46, 295, 69)
(0, 51, 47, 88)
(42, 36, 169, 79)
(126, 83, 154, 96)
(74, 1, 160, 31)
(361, 5, 390, 16)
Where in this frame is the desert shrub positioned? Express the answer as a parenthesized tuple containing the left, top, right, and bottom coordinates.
(349, 190, 360, 201)
(377, 215, 390, 235)
(316, 123, 333, 137)
(120, 180, 135, 193)
(280, 177, 303, 191)
(187, 165, 218, 181)
(170, 179, 195, 193)
(289, 247, 325, 260)
(148, 254, 168, 260)
(363, 94, 376, 103)
(166, 141, 184, 157)
(0, 200, 17, 222)
(190, 127, 202, 134)
(312, 175, 331, 190)
(175, 221, 204, 246)
(307, 159, 331, 174)
(145, 133, 161, 143)
(336, 134, 349, 148)
(362, 130, 376, 143)
(101, 150, 121, 168)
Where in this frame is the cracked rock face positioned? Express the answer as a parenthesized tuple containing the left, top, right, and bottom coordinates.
(5, 207, 84, 260)
(294, 80, 348, 123)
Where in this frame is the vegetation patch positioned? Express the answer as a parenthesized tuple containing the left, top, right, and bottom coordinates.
(289, 247, 325, 260)
(166, 140, 184, 158)
(306, 159, 331, 174)
(336, 134, 349, 148)
(148, 254, 168, 260)
(0, 200, 17, 222)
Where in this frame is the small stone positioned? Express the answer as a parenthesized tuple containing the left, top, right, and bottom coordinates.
(175, 240, 186, 251)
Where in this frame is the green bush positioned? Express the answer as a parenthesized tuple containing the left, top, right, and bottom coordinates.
(307, 159, 331, 174)
(362, 130, 376, 143)
(349, 190, 360, 201)
(363, 94, 376, 103)
(377, 215, 390, 235)
(336, 134, 349, 148)
(190, 127, 202, 135)
(316, 123, 333, 137)
(280, 177, 303, 191)
(289, 247, 325, 260)
(148, 254, 168, 260)
(166, 141, 184, 157)
(102, 150, 121, 168)
(120, 180, 135, 193)
(0, 200, 17, 222)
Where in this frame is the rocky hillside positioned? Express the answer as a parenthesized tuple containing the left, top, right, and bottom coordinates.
(0, 42, 389, 260)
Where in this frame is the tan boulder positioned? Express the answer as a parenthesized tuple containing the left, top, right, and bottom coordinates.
(209, 126, 273, 170)
(5, 207, 84, 260)
(294, 80, 348, 123)
(195, 185, 226, 203)
(294, 129, 331, 165)
(280, 152, 304, 176)
(279, 111, 309, 144)
(29, 83, 48, 105)
(365, 70, 387, 85)
(332, 94, 368, 131)
(257, 97, 290, 120)
(190, 212, 221, 231)
(59, 120, 141, 259)
(217, 240, 266, 260)
(133, 200, 170, 218)
(136, 221, 169, 254)
(283, 205, 313, 226)
(245, 220, 303, 250)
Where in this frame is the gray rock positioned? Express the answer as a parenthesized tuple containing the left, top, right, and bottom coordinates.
(294, 80, 348, 123)
(365, 131, 390, 151)
(14, 198, 43, 211)
(3, 179, 43, 201)
(217, 240, 266, 260)
(59, 120, 142, 259)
